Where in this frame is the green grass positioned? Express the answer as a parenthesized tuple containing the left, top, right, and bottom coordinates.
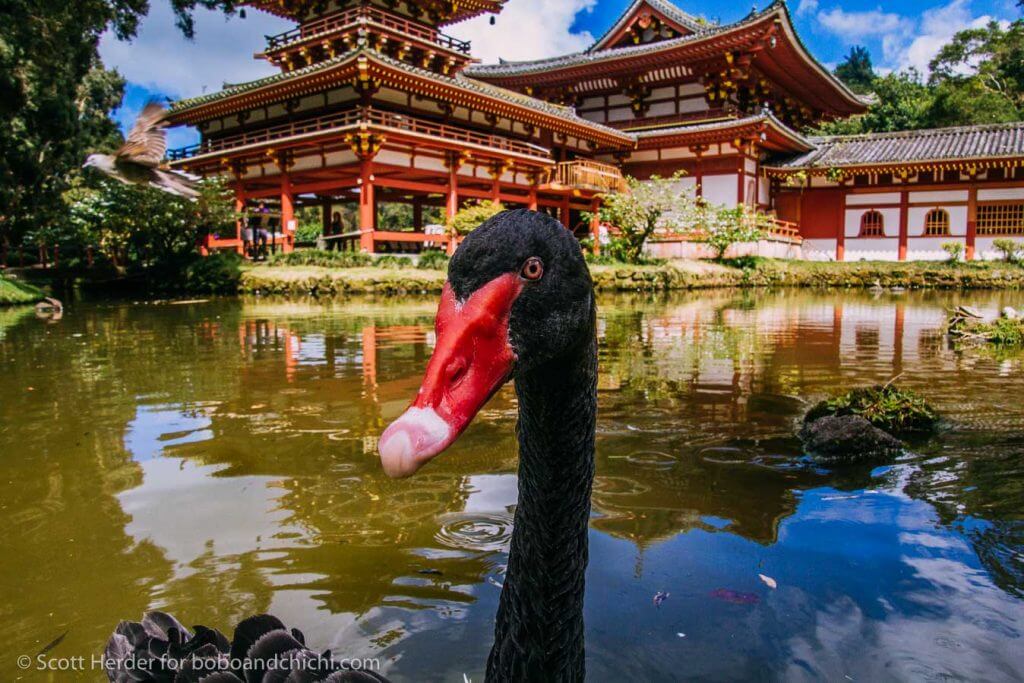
(0, 275, 44, 305)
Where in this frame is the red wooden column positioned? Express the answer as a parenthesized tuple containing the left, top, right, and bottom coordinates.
(281, 174, 295, 254)
(358, 156, 375, 253)
(489, 162, 504, 205)
(897, 188, 909, 261)
(966, 183, 978, 260)
(445, 152, 464, 255)
(527, 175, 539, 211)
(234, 184, 246, 254)
(589, 197, 602, 255)
(560, 194, 571, 229)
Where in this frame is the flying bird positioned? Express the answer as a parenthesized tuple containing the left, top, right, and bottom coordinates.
(83, 102, 199, 199)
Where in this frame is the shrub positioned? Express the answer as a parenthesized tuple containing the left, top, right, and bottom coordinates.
(417, 250, 449, 270)
(805, 384, 939, 435)
(992, 238, 1023, 262)
(0, 275, 45, 305)
(181, 252, 242, 294)
(265, 249, 373, 268)
(694, 205, 774, 260)
(374, 255, 409, 269)
(449, 201, 506, 236)
(941, 241, 964, 262)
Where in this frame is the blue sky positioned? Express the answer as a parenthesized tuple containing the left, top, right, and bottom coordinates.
(100, 0, 1020, 150)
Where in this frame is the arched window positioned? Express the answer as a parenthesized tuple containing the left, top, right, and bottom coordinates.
(860, 210, 885, 237)
(923, 209, 950, 236)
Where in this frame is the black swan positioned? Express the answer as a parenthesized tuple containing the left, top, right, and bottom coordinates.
(104, 209, 597, 683)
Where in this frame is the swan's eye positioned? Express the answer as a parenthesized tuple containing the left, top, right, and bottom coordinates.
(520, 257, 544, 281)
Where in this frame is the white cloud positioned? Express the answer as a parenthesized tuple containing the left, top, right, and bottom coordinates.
(446, 0, 597, 64)
(99, 0, 290, 99)
(816, 7, 912, 40)
(893, 0, 999, 73)
(795, 0, 819, 18)
(814, 0, 1007, 76)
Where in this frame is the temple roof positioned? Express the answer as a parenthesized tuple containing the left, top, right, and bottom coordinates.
(589, 0, 708, 51)
(167, 48, 633, 147)
(766, 122, 1024, 171)
(241, 0, 504, 25)
(631, 112, 814, 153)
(465, 2, 866, 117)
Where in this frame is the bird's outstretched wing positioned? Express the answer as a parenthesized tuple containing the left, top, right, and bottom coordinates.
(116, 102, 168, 168)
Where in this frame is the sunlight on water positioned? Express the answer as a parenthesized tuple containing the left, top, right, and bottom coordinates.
(1, 290, 1023, 681)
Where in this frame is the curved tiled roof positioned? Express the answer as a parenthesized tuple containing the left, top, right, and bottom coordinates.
(589, 0, 711, 52)
(169, 47, 631, 144)
(766, 122, 1024, 170)
(632, 112, 814, 151)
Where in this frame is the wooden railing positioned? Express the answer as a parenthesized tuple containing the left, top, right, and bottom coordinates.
(265, 6, 470, 54)
(168, 108, 552, 162)
(547, 160, 627, 194)
(768, 218, 801, 241)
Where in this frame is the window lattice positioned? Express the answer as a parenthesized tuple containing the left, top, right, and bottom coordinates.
(923, 209, 950, 236)
(860, 211, 885, 237)
(977, 204, 1024, 236)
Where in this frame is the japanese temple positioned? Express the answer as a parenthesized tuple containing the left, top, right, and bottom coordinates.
(166, 0, 1024, 261)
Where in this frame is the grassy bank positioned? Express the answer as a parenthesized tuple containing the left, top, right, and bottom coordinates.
(0, 275, 45, 305)
(238, 258, 1024, 296)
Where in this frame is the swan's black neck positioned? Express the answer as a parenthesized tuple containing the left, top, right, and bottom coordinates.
(485, 331, 597, 683)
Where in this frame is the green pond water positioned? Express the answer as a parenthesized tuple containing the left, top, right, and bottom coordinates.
(1, 290, 1023, 681)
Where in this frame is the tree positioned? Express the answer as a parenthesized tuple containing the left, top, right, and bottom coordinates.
(0, 0, 240, 255)
(692, 205, 774, 260)
(63, 177, 237, 270)
(927, 20, 1024, 126)
(595, 172, 693, 263)
(835, 46, 876, 95)
(815, 70, 934, 135)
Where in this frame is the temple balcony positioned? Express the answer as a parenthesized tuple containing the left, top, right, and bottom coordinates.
(262, 5, 472, 72)
(167, 107, 553, 166)
(544, 160, 628, 194)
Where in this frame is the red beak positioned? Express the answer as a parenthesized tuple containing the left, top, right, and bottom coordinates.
(378, 274, 523, 478)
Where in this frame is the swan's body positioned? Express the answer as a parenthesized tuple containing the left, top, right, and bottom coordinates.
(105, 210, 597, 682)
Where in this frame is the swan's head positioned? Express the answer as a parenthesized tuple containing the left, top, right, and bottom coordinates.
(378, 209, 594, 478)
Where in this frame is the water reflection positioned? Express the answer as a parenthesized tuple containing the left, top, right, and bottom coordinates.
(1, 291, 1023, 680)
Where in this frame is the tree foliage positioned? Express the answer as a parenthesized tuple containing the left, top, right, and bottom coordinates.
(595, 173, 692, 263)
(834, 46, 876, 95)
(449, 201, 506, 235)
(691, 205, 774, 259)
(64, 177, 237, 270)
(815, 22, 1024, 136)
(0, 0, 238, 252)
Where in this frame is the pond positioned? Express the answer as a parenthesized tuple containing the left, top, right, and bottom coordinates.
(1, 289, 1023, 681)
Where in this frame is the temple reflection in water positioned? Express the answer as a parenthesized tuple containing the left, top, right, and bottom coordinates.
(1, 291, 1022, 681)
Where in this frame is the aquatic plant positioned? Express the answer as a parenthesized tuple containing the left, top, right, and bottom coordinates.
(805, 384, 939, 435)
(948, 309, 1024, 346)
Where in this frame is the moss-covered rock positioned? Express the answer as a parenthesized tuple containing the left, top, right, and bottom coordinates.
(805, 385, 939, 436)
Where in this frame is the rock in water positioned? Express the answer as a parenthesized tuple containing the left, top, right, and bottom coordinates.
(799, 414, 903, 464)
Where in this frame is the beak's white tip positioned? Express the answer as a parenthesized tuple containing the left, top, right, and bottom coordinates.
(378, 407, 453, 479)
